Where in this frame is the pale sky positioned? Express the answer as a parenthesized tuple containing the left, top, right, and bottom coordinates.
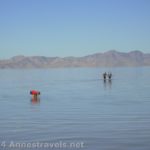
(0, 0, 150, 58)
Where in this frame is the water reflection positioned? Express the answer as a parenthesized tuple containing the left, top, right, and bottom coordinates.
(103, 79, 112, 89)
(31, 97, 40, 105)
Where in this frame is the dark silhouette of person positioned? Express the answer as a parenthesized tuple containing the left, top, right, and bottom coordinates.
(108, 72, 112, 80)
(103, 72, 107, 80)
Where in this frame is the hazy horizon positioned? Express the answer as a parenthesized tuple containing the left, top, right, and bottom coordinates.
(0, 49, 149, 59)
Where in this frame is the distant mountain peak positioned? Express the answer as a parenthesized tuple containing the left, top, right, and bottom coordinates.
(0, 50, 150, 68)
(106, 49, 118, 53)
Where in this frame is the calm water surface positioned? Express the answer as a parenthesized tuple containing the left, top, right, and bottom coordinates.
(0, 67, 150, 150)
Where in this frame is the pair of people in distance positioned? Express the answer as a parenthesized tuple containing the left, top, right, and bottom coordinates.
(103, 72, 112, 80)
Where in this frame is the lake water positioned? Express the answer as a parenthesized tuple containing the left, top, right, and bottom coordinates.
(0, 67, 150, 150)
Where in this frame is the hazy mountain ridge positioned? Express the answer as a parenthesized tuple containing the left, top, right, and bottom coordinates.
(0, 50, 150, 68)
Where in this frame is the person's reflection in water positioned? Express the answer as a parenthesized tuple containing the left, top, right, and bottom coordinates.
(31, 95, 40, 105)
(103, 79, 112, 90)
(103, 79, 107, 89)
(108, 79, 112, 89)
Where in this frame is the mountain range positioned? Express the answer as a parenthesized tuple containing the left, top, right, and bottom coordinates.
(0, 50, 150, 68)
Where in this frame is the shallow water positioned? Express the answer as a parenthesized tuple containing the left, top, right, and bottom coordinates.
(0, 67, 150, 150)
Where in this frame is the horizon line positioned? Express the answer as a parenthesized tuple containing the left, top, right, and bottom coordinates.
(0, 49, 149, 60)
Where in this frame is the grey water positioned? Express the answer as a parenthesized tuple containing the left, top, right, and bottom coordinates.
(0, 67, 150, 150)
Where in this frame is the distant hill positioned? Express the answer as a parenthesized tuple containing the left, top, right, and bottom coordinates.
(0, 50, 150, 68)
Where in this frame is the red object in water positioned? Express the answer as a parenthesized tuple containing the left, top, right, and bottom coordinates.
(30, 90, 40, 95)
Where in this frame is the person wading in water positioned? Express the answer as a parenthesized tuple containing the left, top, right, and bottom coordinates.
(108, 72, 112, 80)
(103, 72, 107, 80)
